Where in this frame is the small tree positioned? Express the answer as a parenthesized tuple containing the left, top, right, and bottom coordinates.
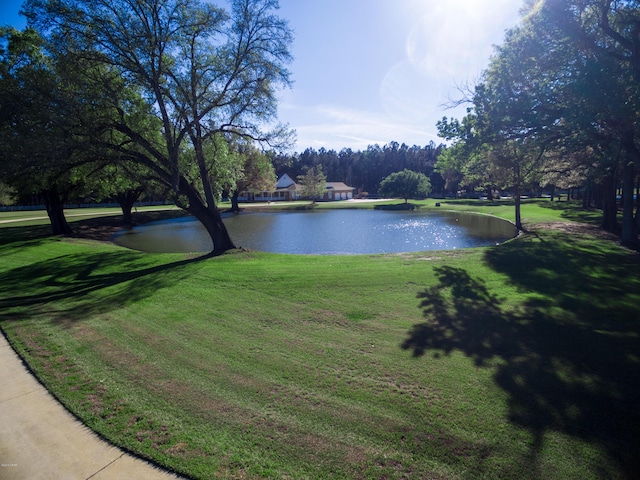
(378, 169, 432, 204)
(0, 182, 17, 206)
(229, 144, 276, 212)
(297, 165, 327, 202)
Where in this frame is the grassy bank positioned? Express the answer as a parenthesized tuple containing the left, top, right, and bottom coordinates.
(1, 201, 639, 479)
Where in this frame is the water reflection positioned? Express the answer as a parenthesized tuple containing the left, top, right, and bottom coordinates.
(112, 209, 516, 254)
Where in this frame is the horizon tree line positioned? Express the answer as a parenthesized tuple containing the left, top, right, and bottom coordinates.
(272, 141, 445, 197)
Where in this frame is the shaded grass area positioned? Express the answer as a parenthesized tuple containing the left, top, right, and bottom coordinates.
(430, 198, 601, 226)
(404, 231, 640, 479)
(1, 204, 639, 479)
(0, 207, 184, 246)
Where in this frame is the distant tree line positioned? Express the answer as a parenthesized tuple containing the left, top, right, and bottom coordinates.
(272, 141, 445, 197)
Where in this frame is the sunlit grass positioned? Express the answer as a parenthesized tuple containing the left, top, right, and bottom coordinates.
(1, 203, 638, 479)
(311, 197, 597, 227)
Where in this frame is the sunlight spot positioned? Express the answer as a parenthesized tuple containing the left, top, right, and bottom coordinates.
(405, 0, 521, 80)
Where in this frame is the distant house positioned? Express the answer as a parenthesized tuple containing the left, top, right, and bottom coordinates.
(238, 173, 354, 202)
(324, 181, 355, 201)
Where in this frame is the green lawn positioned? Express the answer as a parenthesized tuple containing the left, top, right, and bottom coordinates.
(310, 197, 603, 225)
(1, 201, 639, 479)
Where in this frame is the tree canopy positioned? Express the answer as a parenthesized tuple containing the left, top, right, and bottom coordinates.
(0, 26, 103, 234)
(228, 142, 276, 211)
(378, 169, 432, 204)
(20, 0, 294, 254)
(437, 0, 640, 244)
(297, 165, 327, 202)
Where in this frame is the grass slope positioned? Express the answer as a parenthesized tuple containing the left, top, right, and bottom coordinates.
(1, 201, 639, 479)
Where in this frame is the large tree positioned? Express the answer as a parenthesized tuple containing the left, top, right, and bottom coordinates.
(436, 116, 484, 198)
(378, 169, 432, 204)
(536, 0, 640, 245)
(24, 0, 293, 254)
(467, 46, 559, 230)
(440, 1, 640, 242)
(87, 161, 166, 225)
(0, 27, 94, 234)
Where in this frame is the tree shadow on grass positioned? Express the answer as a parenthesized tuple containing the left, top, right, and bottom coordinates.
(0, 223, 52, 251)
(402, 233, 640, 479)
(0, 250, 209, 326)
(535, 200, 604, 225)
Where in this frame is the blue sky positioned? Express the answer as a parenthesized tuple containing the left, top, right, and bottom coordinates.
(1, 0, 523, 152)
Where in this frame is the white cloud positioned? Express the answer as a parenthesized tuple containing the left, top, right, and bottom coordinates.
(286, 104, 440, 152)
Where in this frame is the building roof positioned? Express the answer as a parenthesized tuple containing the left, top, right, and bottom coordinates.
(275, 174, 354, 192)
(326, 182, 353, 191)
(275, 173, 296, 189)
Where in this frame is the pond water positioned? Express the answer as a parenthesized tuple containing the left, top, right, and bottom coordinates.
(112, 209, 517, 254)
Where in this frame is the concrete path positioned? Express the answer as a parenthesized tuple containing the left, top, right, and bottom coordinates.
(0, 333, 185, 480)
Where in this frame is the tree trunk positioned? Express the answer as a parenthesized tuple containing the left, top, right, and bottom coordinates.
(621, 132, 639, 246)
(514, 163, 523, 231)
(621, 162, 638, 247)
(635, 180, 640, 230)
(42, 187, 72, 235)
(582, 184, 591, 209)
(600, 172, 619, 232)
(514, 191, 523, 231)
(179, 177, 236, 255)
(116, 188, 144, 225)
(230, 190, 240, 212)
(121, 203, 134, 226)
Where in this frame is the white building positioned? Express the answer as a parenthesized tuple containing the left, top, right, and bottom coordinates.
(239, 174, 355, 202)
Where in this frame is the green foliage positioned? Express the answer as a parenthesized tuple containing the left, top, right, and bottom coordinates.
(0, 26, 109, 233)
(19, 0, 294, 253)
(238, 146, 276, 194)
(297, 165, 327, 201)
(0, 27, 67, 191)
(435, 0, 640, 241)
(0, 182, 17, 206)
(378, 169, 432, 203)
(226, 141, 276, 209)
(224, 140, 276, 196)
(274, 142, 444, 196)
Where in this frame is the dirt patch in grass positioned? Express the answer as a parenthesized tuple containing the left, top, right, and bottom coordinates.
(389, 250, 468, 261)
(527, 221, 621, 241)
(68, 216, 127, 243)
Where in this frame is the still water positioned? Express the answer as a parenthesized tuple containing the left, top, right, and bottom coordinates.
(114, 210, 516, 255)
(112, 209, 517, 254)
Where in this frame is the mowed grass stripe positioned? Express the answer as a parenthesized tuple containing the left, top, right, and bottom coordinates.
(1, 201, 639, 479)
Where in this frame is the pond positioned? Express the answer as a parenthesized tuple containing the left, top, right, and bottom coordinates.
(112, 209, 517, 254)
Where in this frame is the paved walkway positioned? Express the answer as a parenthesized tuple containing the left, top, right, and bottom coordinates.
(0, 333, 185, 480)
